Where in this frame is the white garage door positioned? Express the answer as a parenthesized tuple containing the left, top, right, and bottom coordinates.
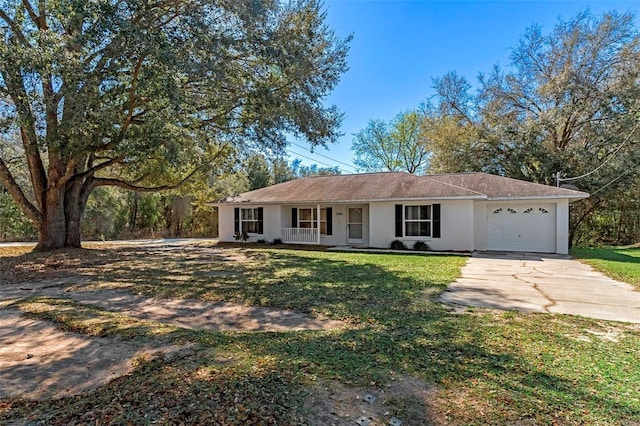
(487, 204, 557, 253)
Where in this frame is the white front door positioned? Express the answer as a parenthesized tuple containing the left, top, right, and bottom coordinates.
(347, 207, 363, 244)
(487, 204, 557, 253)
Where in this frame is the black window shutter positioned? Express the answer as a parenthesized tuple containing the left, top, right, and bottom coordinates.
(234, 208, 240, 233)
(432, 204, 441, 238)
(395, 204, 403, 237)
(326, 207, 333, 235)
(257, 207, 264, 234)
(291, 208, 297, 228)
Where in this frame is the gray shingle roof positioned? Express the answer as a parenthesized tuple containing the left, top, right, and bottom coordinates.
(427, 172, 589, 199)
(215, 172, 589, 204)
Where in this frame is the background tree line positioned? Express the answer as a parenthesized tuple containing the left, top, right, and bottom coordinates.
(0, 154, 340, 242)
(352, 10, 640, 247)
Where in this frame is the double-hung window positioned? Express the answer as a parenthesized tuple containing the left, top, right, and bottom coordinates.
(234, 207, 263, 234)
(298, 208, 327, 235)
(405, 205, 431, 237)
(395, 203, 441, 239)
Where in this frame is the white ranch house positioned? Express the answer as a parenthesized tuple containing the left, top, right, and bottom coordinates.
(213, 172, 588, 254)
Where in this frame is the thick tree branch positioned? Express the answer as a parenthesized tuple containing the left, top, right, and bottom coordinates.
(71, 156, 124, 182)
(2, 66, 48, 208)
(22, 1, 41, 28)
(93, 166, 203, 192)
(119, 56, 145, 139)
(0, 9, 29, 46)
(0, 156, 42, 224)
(19, 127, 47, 209)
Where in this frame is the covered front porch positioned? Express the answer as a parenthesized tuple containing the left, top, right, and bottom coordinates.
(280, 203, 368, 246)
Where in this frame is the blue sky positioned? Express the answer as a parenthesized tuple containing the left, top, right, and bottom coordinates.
(287, 0, 640, 172)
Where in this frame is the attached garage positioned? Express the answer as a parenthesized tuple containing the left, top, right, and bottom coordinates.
(487, 204, 557, 253)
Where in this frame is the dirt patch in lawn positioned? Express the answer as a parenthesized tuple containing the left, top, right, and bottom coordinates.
(0, 243, 345, 401)
(305, 376, 444, 425)
(0, 286, 342, 401)
(69, 289, 345, 332)
(0, 308, 194, 400)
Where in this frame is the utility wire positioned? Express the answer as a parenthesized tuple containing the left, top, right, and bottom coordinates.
(285, 149, 349, 171)
(288, 141, 358, 171)
(590, 163, 640, 196)
(558, 120, 640, 182)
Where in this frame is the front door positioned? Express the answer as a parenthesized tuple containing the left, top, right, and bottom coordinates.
(347, 207, 363, 244)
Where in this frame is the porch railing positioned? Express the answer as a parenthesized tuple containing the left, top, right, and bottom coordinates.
(281, 227, 319, 244)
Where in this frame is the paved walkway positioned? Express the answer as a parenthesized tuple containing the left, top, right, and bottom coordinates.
(441, 251, 640, 323)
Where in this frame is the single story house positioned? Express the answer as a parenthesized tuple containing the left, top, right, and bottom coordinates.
(213, 172, 589, 254)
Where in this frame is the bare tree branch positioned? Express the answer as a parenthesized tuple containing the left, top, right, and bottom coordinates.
(22, 1, 41, 27)
(0, 9, 29, 46)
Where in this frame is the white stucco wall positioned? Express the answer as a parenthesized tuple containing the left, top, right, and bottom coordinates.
(473, 201, 488, 251)
(217, 204, 279, 243)
(218, 205, 235, 242)
(368, 200, 475, 251)
(262, 205, 281, 242)
(324, 204, 347, 246)
(556, 199, 569, 255)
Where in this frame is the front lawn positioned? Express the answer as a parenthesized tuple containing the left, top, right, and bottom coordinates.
(1, 245, 639, 425)
(572, 246, 640, 287)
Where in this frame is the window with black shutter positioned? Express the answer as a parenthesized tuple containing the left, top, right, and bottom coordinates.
(395, 204, 403, 237)
(395, 203, 441, 238)
(239, 207, 263, 234)
(432, 204, 441, 238)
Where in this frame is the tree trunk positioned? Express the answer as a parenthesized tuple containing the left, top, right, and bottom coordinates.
(35, 186, 67, 250)
(64, 180, 86, 248)
(129, 192, 139, 232)
(34, 181, 87, 250)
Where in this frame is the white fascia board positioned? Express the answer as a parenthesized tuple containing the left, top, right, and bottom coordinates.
(210, 195, 487, 206)
(487, 194, 589, 201)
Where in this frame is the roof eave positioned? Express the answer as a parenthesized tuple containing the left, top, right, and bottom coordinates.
(210, 195, 488, 205)
(487, 194, 590, 201)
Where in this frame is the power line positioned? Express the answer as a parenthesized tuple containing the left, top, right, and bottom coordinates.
(285, 149, 349, 171)
(590, 163, 640, 196)
(558, 120, 640, 184)
(288, 141, 358, 171)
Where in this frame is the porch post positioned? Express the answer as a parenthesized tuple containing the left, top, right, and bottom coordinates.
(317, 204, 321, 245)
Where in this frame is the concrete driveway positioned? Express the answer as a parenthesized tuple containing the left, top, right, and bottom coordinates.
(441, 252, 640, 323)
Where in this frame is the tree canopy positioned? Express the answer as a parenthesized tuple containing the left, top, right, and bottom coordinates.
(351, 110, 430, 174)
(0, 0, 350, 249)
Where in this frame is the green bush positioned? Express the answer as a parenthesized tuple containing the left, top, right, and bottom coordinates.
(389, 239, 407, 250)
(413, 240, 430, 251)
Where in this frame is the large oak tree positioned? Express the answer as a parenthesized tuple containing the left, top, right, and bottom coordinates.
(0, 0, 349, 250)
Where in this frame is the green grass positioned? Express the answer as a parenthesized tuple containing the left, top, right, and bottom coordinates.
(2, 246, 640, 425)
(572, 246, 640, 287)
